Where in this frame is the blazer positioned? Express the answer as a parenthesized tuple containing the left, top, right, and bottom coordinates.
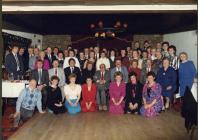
(31, 69, 49, 86)
(5, 53, 24, 79)
(45, 54, 57, 68)
(93, 70, 110, 90)
(140, 66, 158, 84)
(110, 66, 128, 83)
(48, 67, 66, 87)
(64, 66, 81, 84)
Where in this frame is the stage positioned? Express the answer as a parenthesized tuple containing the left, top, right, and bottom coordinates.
(9, 110, 190, 140)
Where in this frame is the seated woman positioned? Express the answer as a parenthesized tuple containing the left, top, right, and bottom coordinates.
(140, 72, 163, 117)
(47, 76, 66, 114)
(81, 77, 97, 112)
(64, 74, 81, 115)
(125, 72, 143, 114)
(156, 58, 177, 110)
(109, 71, 126, 114)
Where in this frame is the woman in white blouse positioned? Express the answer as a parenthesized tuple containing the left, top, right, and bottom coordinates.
(64, 73, 81, 115)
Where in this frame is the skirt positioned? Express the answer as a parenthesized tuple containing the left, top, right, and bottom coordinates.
(64, 99, 81, 115)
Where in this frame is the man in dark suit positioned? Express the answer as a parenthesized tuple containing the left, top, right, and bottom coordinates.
(31, 59, 49, 109)
(5, 45, 24, 80)
(44, 47, 56, 68)
(64, 58, 81, 84)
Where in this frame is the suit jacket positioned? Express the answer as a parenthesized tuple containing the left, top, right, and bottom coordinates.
(31, 69, 49, 86)
(48, 68, 65, 87)
(5, 53, 24, 79)
(45, 54, 56, 68)
(93, 70, 110, 90)
(110, 66, 128, 83)
(140, 66, 158, 84)
(64, 66, 81, 84)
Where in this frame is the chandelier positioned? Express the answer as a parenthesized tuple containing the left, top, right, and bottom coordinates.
(90, 20, 128, 38)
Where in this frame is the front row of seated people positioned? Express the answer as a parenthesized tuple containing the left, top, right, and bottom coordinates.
(11, 69, 164, 130)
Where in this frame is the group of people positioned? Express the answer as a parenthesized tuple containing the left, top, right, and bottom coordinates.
(4, 40, 197, 130)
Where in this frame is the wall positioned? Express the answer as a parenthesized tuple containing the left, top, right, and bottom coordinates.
(2, 29, 43, 49)
(163, 30, 197, 69)
(42, 35, 71, 50)
(133, 34, 163, 48)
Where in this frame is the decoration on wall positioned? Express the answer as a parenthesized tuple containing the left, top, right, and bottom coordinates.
(89, 20, 128, 38)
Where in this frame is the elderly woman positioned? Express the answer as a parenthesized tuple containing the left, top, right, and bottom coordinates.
(64, 74, 81, 115)
(125, 72, 143, 114)
(140, 72, 163, 117)
(178, 52, 197, 97)
(81, 77, 97, 112)
(109, 71, 126, 114)
(35, 51, 50, 70)
(156, 58, 177, 110)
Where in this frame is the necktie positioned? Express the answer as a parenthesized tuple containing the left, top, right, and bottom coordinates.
(55, 68, 58, 76)
(14, 54, 20, 71)
(101, 72, 104, 80)
(71, 67, 74, 73)
(49, 54, 51, 62)
(38, 70, 42, 84)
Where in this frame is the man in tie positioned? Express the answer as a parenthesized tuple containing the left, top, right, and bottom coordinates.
(110, 58, 128, 83)
(94, 64, 110, 111)
(64, 58, 81, 84)
(28, 47, 37, 70)
(5, 45, 24, 80)
(140, 59, 157, 84)
(45, 47, 56, 68)
(31, 59, 49, 109)
(48, 60, 66, 100)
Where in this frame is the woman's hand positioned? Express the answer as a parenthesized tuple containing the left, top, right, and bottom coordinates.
(166, 86, 172, 90)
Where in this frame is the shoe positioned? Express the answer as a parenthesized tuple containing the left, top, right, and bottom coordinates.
(103, 106, 107, 111)
(98, 105, 102, 111)
(10, 127, 17, 132)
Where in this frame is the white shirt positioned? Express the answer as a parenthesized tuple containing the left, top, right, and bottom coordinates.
(63, 57, 80, 69)
(96, 57, 110, 71)
(64, 84, 81, 100)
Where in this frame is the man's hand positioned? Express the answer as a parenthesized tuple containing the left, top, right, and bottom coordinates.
(13, 112, 20, 118)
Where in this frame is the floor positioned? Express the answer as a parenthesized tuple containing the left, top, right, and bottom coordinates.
(8, 110, 193, 140)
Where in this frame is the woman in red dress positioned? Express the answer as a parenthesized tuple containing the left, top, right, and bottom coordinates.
(81, 76, 97, 112)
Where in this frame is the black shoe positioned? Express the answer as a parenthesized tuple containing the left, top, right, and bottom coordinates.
(10, 127, 18, 132)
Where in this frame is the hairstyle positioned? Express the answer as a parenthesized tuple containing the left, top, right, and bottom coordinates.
(52, 59, 59, 63)
(11, 43, 19, 48)
(129, 71, 137, 78)
(131, 59, 139, 66)
(162, 57, 170, 62)
(179, 52, 188, 59)
(68, 73, 77, 80)
(162, 41, 169, 46)
(99, 63, 106, 69)
(36, 59, 43, 64)
(168, 45, 177, 53)
(86, 76, 93, 81)
(68, 58, 76, 64)
(50, 75, 60, 83)
(86, 61, 93, 68)
(114, 71, 123, 79)
(147, 71, 156, 78)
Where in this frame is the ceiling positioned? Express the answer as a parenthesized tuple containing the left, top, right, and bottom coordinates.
(2, 12, 197, 35)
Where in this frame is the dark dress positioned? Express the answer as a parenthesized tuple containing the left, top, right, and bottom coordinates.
(47, 86, 66, 114)
(156, 66, 177, 99)
(81, 69, 95, 84)
(124, 82, 143, 114)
